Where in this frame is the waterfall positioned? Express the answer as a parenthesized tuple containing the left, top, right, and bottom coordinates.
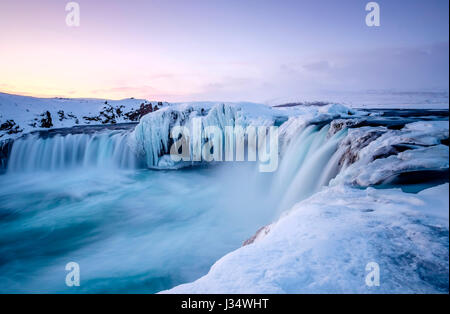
(8, 105, 443, 210)
(6, 130, 141, 173)
(273, 124, 348, 213)
(272, 118, 449, 213)
(132, 104, 248, 169)
(4, 110, 351, 209)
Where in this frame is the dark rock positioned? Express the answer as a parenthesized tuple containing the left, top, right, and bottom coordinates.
(57, 110, 66, 121)
(99, 105, 117, 124)
(242, 225, 271, 246)
(379, 169, 449, 186)
(0, 139, 13, 169)
(115, 105, 125, 117)
(338, 129, 386, 167)
(274, 101, 330, 108)
(372, 144, 416, 161)
(328, 119, 363, 137)
(83, 116, 101, 122)
(0, 120, 23, 135)
(124, 103, 159, 121)
(39, 111, 53, 128)
(1, 120, 15, 131)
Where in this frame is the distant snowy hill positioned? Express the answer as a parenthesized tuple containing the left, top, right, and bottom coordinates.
(0, 92, 168, 140)
(268, 89, 449, 109)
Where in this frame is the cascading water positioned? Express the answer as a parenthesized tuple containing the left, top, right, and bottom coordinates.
(6, 130, 142, 173)
(272, 124, 349, 213)
(3, 108, 355, 216)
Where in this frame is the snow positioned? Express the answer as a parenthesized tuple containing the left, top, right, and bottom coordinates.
(0, 92, 167, 140)
(268, 89, 449, 109)
(332, 121, 449, 186)
(338, 145, 448, 187)
(403, 120, 449, 134)
(163, 184, 449, 294)
(277, 104, 362, 150)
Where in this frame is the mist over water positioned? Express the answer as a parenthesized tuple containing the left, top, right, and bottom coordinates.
(0, 160, 278, 293)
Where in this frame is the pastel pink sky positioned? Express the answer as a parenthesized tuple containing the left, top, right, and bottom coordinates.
(0, 0, 448, 102)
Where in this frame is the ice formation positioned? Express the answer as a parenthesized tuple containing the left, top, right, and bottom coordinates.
(164, 184, 449, 294)
(131, 102, 360, 170)
(331, 121, 449, 186)
(131, 103, 250, 169)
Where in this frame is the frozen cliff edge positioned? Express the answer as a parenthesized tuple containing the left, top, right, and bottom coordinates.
(162, 183, 449, 294)
(131, 102, 358, 169)
(330, 121, 449, 187)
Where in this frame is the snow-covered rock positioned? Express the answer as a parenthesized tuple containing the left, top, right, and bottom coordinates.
(332, 121, 449, 186)
(0, 92, 167, 140)
(277, 104, 360, 140)
(163, 184, 449, 294)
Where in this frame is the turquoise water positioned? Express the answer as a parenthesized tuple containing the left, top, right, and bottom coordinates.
(0, 165, 277, 293)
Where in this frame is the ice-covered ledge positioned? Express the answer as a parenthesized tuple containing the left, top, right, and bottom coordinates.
(162, 184, 449, 294)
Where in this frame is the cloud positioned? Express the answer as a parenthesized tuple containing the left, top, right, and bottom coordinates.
(277, 42, 449, 93)
(303, 60, 331, 72)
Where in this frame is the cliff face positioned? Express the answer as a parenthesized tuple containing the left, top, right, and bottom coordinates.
(0, 139, 13, 170)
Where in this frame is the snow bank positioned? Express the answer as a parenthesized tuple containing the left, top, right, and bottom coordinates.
(332, 121, 449, 186)
(163, 184, 449, 294)
(0, 92, 167, 140)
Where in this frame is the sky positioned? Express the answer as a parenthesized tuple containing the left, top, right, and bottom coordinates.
(0, 0, 448, 102)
